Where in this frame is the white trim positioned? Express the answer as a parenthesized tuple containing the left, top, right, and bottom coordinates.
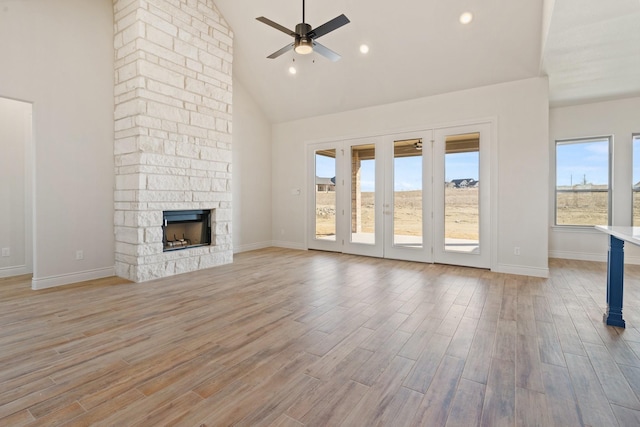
(548, 250, 606, 263)
(233, 241, 273, 253)
(493, 263, 549, 278)
(549, 250, 640, 265)
(272, 240, 306, 251)
(31, 266, 115, 290)
(625, 256, 640, 265)
(0, 264, 31, 278)
(489, 118, 499, 275)
(303, 116, 499, 147)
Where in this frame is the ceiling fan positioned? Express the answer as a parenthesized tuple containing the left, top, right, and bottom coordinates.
(256, 0, 350, 62)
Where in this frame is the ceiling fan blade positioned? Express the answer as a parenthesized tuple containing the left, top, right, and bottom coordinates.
(308, 14, 350, 39)
(312, 41, 341, 62)
(267, 43, 295, 59)
(256, 16, 296, 37)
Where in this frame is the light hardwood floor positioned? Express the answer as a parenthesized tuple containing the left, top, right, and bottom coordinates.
(2, 248, 640, 426)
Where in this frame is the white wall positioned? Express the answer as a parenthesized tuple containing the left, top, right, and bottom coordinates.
(549, 96, 640, 262)
(232, 80, 273, 252)
(0, 97, 32, 277)
(0, 0, 115, 287)
(272, 77, 550, 277)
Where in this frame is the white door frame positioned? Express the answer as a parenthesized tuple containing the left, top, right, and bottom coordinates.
(305, 118, 496, 271)
(433, 122, 492, 269)
(382, 130, 433, 263)
(342, 137, 385, 258)
(306, 141, 344, 253)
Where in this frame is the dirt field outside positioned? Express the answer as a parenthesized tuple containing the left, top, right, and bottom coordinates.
(316, 187, 620, 238)
(556, 189, 608, 225)
(315, 188, 480, 239)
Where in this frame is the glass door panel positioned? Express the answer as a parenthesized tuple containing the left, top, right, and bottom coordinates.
(314, 148, 337, 241)
(393, 139, 423, 248)
(344, 139, 383, 257)
(350, 144, 376, 245)
(308, 142, 343, 253)
(434, 124, 491, 268)
(444, 133, 479, 253)
(383, 132, 432, 263)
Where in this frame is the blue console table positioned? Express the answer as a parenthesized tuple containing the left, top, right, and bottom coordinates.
(594, 226, 640, 328)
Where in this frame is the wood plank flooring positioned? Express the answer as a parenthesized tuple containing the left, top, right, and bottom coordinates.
(2, 248, 640, 426)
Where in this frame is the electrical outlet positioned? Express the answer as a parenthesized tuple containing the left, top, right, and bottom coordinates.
(514, 247, 521, 256)
(75, 250, 84, 260)
(1, 247, 9, 257)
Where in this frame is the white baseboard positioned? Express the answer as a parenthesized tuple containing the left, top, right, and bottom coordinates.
(233, 241, 274, 253)
(548, 250, 606, 263)
(233, 241, 307, 253)
(32, 266, 116, 290)
(271, 240, 306, 251)
(493, 263, 550, 278)
(0, 264, 31, 278)
(549, 250, 640, 265)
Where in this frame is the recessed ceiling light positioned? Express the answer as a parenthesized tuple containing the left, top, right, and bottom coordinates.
(359, 44, 370, 54)
(288, 66, 297, 75)
(459, 12, 473, 24)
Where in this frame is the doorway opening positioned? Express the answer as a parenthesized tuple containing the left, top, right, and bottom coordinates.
(0, 96, 33, 278)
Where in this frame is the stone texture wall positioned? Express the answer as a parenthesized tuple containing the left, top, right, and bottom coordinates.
(113, 0, 233, 282)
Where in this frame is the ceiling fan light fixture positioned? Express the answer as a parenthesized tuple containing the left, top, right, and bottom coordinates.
(294, 38, 313, 54)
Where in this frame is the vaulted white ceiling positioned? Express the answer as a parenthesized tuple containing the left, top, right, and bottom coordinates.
(542, 0, 640, 107)
(214, 0, 640, 123)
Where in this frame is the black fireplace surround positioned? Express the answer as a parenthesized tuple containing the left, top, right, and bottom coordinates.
(162, 209, 212, 252)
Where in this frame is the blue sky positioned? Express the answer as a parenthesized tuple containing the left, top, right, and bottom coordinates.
(556, 140, 609, 186)
(315, 152, 480, 191)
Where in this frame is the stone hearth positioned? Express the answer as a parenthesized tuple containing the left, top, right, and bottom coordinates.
(113, 0, 233, 282)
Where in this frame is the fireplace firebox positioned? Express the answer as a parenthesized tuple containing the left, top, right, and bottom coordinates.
(162, 210, 212, 252)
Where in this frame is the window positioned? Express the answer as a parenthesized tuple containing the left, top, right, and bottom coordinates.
(633, 135, 640, 225)
(555, 137, 611, 226)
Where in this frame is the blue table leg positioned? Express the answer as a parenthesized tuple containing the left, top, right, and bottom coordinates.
(604, 235, 626, 328)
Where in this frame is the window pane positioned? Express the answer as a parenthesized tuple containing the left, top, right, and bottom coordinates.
(393, 139, 423, 247)
(315, 149, 336, 240)
(556, 138, 609, 226)
(634, 136, 640, 225)
(350, 144, 375, 244)
(444, 133, 480, 253)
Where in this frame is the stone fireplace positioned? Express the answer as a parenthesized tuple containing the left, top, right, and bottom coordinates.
(113, 0, 233, 282)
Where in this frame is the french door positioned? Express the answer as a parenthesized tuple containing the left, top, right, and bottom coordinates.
(432, 123, 491, 268)
(307, 122, 491, 269)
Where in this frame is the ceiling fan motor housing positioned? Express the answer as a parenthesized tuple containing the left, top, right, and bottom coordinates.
(295, 22, 312, 36)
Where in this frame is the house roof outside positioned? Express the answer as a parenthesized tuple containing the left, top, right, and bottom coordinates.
(316, 177, 336, 186)
(449, 179, 478, 189)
